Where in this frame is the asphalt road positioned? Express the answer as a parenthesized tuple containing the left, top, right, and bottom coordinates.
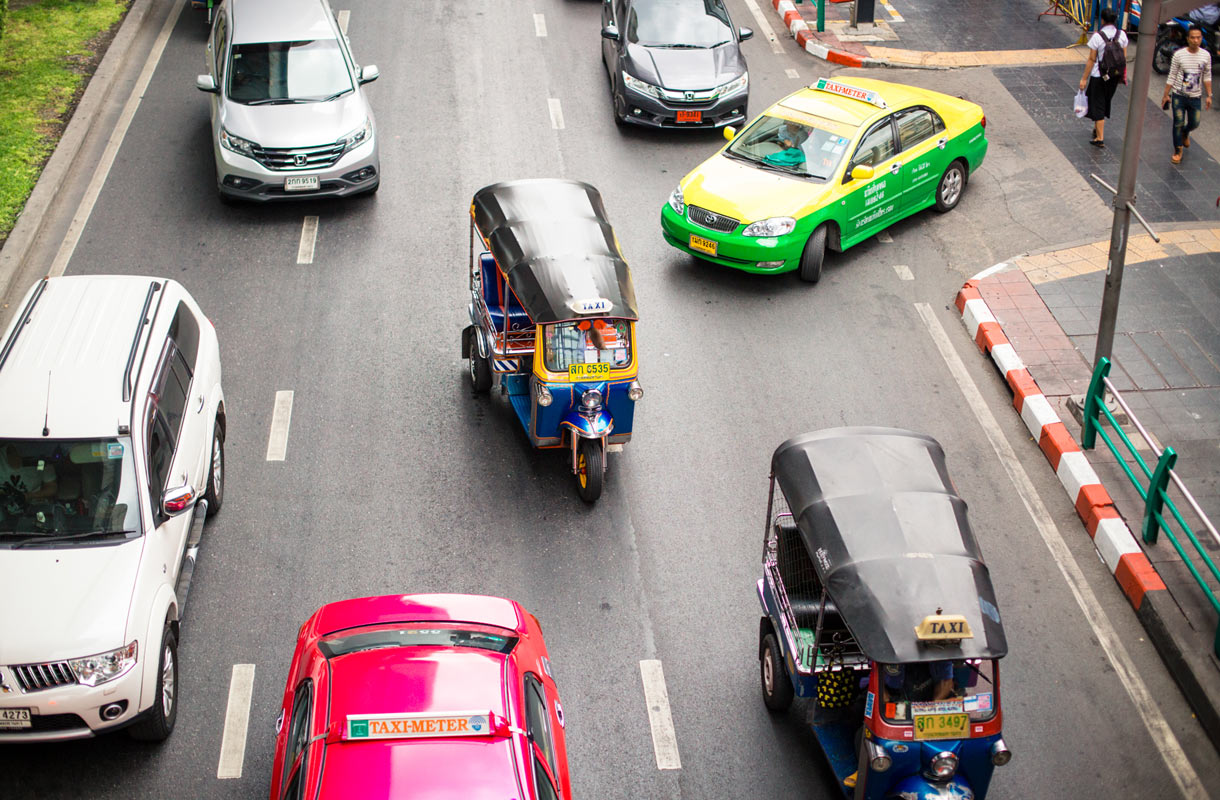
(3, 0, 1219, 797)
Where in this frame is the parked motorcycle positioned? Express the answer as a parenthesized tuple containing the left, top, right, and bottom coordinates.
(1153, 16, 1219, 75)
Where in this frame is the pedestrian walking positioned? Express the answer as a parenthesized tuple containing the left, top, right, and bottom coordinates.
(1078, 8, 1128, 148)
(1162, 25, 1213, 165)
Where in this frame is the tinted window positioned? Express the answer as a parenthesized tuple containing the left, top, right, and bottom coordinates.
(895, 108, 941, 150)
(319, 626, 518, 658)
(524, 674, 556, 776)
(169, 303, 200, 369)
(627, 0, 732, 47)
(533, 754, 560, 800)
(850, 120, 897, 168)
(146, 414, 175, 512)
(155, 349, 190, 440)
(282, 681, 313, 798)
(212, 16, 227, 76)
(228, 40, 353, 104)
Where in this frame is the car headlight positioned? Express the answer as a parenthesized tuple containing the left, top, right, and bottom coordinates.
(928, 751, 958, 781)
(623, 72, 661, 99)
(339, 118, 373, 154)
(668, 186, 684, 215)
(219, 127, 257, 157)
(716, 72, 748, 97)
(742, 217, 796, 237)
(69, 641, 138, 687)
(537, 384, 553, 407)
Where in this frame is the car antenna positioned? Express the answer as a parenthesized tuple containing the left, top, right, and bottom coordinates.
(42, 371, 51, 437)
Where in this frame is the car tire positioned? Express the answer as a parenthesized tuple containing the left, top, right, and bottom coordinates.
(761, 632, 794, 712)
(202, 421, 223, 518)
(613, 90, 627, 128)
(576, 438, 604, 503)
(798, 224, 827, 284)
(129, 625, 178, 742)
(469, 345, 492, 393)
(934, 161, 967, 213)
(218, 190, 237, 207)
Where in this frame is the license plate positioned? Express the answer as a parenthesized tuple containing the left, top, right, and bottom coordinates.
(568, 362, 611, 380)
(0, 708, 31, 730)
(912, 712, 968, 740)
(676, 110, 702, 123)
(284, 175, 319, 192)
(689, 234, 718, 256)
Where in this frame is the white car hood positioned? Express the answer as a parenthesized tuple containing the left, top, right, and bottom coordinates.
(0, 538, 144, 664)
(221, 92, 369, 148)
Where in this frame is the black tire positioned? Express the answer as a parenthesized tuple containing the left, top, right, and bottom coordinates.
(218, 190, 237, 207)
(202, 421, 223, 518)
(934, 161, 967, 213)
(576, 438, 604, 503)
(468, 345, 492, 393)
(612, 89, 627, 128)
(1152, 37, 1176, 75)
(798, 224, 827, 283)
(129, 625, 178, 742)
(761, 632, 794, 712)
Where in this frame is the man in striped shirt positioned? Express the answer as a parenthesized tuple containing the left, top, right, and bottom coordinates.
(1161, 26, 1213, 165)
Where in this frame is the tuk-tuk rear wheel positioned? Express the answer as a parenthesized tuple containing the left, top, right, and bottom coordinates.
(576, 438, 604, 503)
(469, 347, 492, 393)
(761, 632, 794, 712)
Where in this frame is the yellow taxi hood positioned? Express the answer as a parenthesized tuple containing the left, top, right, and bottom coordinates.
(681, 154, 832, 223)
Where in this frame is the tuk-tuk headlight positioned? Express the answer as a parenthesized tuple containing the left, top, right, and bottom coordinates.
(628, 380, 643, 401)
(668, 186, 685, 216)
(991, 739, 1012, 766)
(866, 740, 891, 772)
(536, 384, 553, 407)
(579, 389, 603, 414)
(928, 751, 958, 781)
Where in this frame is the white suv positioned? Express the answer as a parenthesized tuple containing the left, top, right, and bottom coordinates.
(0, 276, 225, 742)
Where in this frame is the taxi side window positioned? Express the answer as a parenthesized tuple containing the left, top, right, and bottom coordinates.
(281, 680, 313, 800)
(849, 119, 897, 171)
(533, 755, 560, 800)
(895, 107, 943, 150)
(524, 674, 557, 777)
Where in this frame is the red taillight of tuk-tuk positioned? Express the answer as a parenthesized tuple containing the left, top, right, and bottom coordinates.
(980, 114, 987, 130)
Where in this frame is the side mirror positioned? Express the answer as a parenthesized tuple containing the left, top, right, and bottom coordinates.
(850, 164, 874, 181)
(359, 64, 379, 84)
(723, 126, 737, 141)
(196, 74, 218, 93)
(739, 26, 754, 41)
(162, 485, 196, 516)
(601, 25, 620, 41)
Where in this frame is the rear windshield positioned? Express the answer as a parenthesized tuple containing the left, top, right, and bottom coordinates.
(319, 625, 519, 658)
(228, 39, 352, 104)
(543, 320, 632, 372)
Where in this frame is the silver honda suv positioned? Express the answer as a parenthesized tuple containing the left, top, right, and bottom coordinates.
(196, 0, 380, 201)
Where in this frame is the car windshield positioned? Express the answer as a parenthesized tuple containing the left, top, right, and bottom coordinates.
(627, 0, 733, 47)
(319, 625, 519, 657)
(227, 39, 353, 104)
(725, 114, 854, 181)
(543, 320, 632, 372)
(0, 437, 141, 541)
(879, 659, 999, 725)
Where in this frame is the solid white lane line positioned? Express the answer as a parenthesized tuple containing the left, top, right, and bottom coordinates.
(742, 0, 785, 54)
(50, 0, 186, 277)
(548, 98, 565, 130)
(337, 9, 350, 35)
(297, 216, 319, 264)
(639, 660, 681, 770)
(266, 391, 294, 461)
(534, 13, 547, 37)
(785, 68, 800, 79)
(877, 230, 893, 242)
(217, 664, 256, 779)
(914, 303, 1205, 799)
(893, 264, 914, 280)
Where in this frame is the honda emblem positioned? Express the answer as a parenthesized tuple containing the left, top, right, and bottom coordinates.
(294, 154, 307, 167)
(684, 91, 695, 100)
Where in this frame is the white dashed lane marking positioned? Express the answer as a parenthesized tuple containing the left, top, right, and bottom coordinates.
(266, 391, 294, 461)
(639, 660, 681, 770)
(337, 9, 349, 34)
(785, 68, 800, 79)
(893, 264, 914, 280)
(877, 230, 893, 242)
(534, 13, 547, 36)
(548, 98, 565, 130)
(297, 216, 319, 264)
(217, 664, 256, 779)
(742, 0, 784, 54)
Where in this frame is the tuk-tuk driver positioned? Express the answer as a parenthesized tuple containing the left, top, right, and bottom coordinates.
(881, 661, 954, 703)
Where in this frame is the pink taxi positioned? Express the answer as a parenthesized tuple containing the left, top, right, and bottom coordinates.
(269, 594, 573, 800)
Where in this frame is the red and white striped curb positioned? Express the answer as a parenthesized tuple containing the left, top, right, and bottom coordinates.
(955, 271, 1167, 610)
(770, 0, 889, 67)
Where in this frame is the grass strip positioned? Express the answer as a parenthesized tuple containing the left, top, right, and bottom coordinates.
(0, 0, 128, 244)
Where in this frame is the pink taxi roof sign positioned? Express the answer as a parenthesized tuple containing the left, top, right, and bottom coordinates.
(344, 710, 505, 741)
(811, 78, 886, 109)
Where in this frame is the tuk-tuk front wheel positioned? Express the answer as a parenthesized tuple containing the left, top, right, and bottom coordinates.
(761, 632, 794, 712)
(468, 347, 492, 393)
(576, 438, 604, 503)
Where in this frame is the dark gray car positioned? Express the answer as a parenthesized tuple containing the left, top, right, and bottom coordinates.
(601, 0, 751, 129)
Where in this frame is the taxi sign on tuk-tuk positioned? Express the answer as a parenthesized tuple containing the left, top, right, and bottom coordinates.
(914, 614, 973, 642)
(811, 77, 886, 108)
(345, 711, 496, 740)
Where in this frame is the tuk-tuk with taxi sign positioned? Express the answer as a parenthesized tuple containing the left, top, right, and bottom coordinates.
(757, 427, 1012, 798)
(461, 179, 642, 503)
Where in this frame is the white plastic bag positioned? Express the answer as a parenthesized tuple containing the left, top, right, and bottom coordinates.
(1073, 89, 1089, 119)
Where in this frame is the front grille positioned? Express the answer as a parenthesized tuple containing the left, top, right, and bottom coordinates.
(13, 662, 77, 692)
(687, 205, 739, 233)
(29, 713, 89, 732)
(250, 142, 346, 171)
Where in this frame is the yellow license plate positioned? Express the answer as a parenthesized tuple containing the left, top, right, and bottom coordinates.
(689, 234, 718, 256)
(913, 713, 968, 741)
(568, 362, 611, 380)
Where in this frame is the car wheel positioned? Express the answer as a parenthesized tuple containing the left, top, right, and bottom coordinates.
(935, 161, 967, 213)
(576, 438, 604, 503)
(129, 625, 178, 742)
(202, 421, 223, 518)
(469, 345, 492, 393)
(613, 90, 627, 128)
(798, 224, 827, 283)
(761, 632, 794, 712)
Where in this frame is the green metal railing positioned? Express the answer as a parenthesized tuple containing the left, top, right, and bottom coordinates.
(1082, 357, 1220, 657)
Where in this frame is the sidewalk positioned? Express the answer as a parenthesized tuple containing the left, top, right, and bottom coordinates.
(955, 227, 1220, 750)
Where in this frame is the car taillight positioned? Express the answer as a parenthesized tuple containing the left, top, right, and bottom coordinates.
(981, 114, 987, 130)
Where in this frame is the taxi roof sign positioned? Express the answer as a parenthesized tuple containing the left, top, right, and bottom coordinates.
(568, 297, 611, 315)
(914, 614, 973, 642)
(345, 710, 499, 741)
(811, 78, 886, 109)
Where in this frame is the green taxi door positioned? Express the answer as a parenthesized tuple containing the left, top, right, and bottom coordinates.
(894, 106, 950, 213)
(841, 117, 900, 245)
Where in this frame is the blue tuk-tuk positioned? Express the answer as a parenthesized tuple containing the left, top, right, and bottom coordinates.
(461, 179, 643, 502)
(758, 427, 1012, 798)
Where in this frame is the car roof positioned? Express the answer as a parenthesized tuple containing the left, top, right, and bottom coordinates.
(776, 77, 959, 128)
(230, 0, 337, 45)
(309, 594, 525, 638)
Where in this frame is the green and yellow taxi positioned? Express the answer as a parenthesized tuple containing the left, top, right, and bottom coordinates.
(660, 77, 988, 282)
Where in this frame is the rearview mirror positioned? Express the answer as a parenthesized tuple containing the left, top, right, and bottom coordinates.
(850, 164, 874, 181)
(162, 485, 196, 516)
(723, 126, 737, 141)
(359, 64, 379, 84)
(739, 27, 754, 41)
(195, 75, 217, 93)
(601, 25, 620, 41)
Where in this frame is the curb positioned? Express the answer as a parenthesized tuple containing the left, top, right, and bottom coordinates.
(770, 0, 891, 68)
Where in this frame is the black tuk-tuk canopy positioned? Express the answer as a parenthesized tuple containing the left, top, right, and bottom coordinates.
(771, 427, 1008, 664)
(471, 179, 639, 324)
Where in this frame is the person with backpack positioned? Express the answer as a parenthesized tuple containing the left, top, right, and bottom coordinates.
(1078, 8, 1128, 148)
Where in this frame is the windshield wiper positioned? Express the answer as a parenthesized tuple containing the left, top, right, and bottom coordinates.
(656, 43, 703, 49)
(245, 98, 306, 106)
(8, 530, 134, 548)
(314, 89, 353, 102)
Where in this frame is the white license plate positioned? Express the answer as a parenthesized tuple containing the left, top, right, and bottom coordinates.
(284, 175, 319, 192)
(0, 708, 31, 729)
